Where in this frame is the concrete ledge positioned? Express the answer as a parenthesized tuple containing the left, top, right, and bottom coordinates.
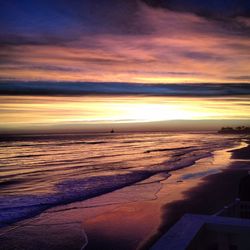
(151, 214, 250, 250)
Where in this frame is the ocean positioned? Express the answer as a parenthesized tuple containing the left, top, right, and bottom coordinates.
(0, 132, 242, 228)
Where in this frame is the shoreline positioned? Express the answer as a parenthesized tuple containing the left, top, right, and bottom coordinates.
(142, 139, 250, 249)
(143, 165, 249, 249)
(1, 135, 239, 229)
(0, 138, 249, 250)
(231, 140, 250, 159)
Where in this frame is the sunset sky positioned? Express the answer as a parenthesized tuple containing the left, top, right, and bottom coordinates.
(0, 0, 250, 133)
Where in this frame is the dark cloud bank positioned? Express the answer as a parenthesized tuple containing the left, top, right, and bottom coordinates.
(1, 82, 250, 97)
(1, 0, 249, 39)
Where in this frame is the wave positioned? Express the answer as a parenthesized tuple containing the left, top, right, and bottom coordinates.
(0, 141, 108, 149)
(0, 132, 240, 229)
(0, 147, 216, 227)
(2, 154, 48, 159)
(147, 146, 213, 173)
(0, 179, 23, 187)
(163, 151, 212, 172)
(144, 146, 195, 154)
(0, 171, 152, 227)
(48, 141, 108, 146)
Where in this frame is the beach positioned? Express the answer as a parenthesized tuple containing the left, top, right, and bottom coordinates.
(0, 134, 250, 250)
(1, 0, 250, 249)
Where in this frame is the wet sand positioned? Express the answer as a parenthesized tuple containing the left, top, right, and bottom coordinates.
(231, 141, 250, 159)
(142, 142, 250, 249)
(144, 162, 250, 249)
(1, 140, 250, 250)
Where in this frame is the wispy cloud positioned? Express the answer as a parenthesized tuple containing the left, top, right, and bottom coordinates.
(0, 1, 249, 83)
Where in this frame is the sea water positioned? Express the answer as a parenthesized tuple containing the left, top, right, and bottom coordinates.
(0, 132, 242, 227)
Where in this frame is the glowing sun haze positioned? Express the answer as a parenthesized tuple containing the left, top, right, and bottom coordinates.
(1, 95, 250, 133)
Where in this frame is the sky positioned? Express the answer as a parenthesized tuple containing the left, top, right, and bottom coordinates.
(0, 0, 250, 133)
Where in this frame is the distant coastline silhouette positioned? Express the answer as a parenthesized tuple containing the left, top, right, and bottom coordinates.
(218, 126, 250, 134)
